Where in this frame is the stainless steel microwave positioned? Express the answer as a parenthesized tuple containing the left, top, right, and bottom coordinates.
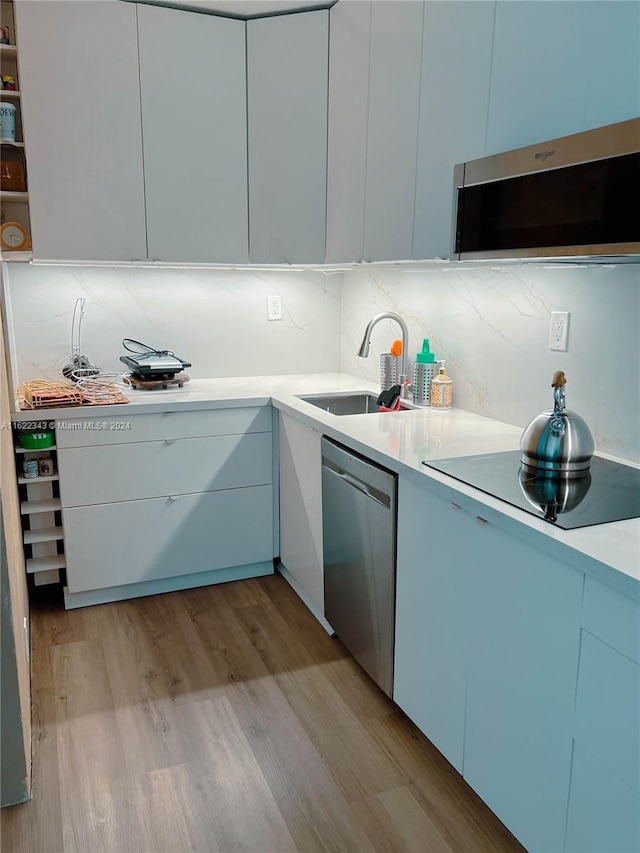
(451, 118, 640, 261)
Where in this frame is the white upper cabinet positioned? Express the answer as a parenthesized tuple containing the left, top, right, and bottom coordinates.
(15, 0, 147, 261)
(486, 1, 591, 154)
(137, 4, 248, 263)
(247, 11, 328, 264)
(486, 0, 639, 155)
(325, 0, 371, 263)
(582, 1, 640, 131)
(363, 1, 423, 262)
(412, 1, 495, 261)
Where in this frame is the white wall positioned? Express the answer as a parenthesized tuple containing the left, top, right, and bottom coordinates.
(341, 263, 640, 463)
(4, 263, 342, 383)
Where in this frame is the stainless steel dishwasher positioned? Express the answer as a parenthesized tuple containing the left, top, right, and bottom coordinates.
(321, 437, 397, 697)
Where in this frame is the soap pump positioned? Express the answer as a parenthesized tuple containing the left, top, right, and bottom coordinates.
(412, 339, 436, 407)
(430, 360, 453, 409)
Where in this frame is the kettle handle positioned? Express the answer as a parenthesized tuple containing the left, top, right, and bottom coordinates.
(552, 370, 567, 414)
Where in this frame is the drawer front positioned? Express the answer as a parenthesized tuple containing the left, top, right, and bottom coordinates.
(574, 630, 640, 790)
(582, 576, 640, 664)
(63, 485, 273, 593)
(56, 405, 272, 448)
(566, 741, 639, 853)
(58, 432, 272, 507)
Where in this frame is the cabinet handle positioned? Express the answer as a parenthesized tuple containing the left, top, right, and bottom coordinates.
(475, 516, 488, 526)
(168, 495, 182, 502)
(164, 438, 177, 445)
(451, 502, 460, 510)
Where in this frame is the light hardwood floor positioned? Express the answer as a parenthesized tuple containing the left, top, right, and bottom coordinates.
(1, 573, 524, 853)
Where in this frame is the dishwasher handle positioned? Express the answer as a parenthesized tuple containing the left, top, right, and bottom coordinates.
(322, 457, 392, 509)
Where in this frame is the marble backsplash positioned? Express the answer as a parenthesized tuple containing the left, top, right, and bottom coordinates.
(3, 263, 342, 385)
(341, 263, 640, 462)
(3, 259, 638, 462)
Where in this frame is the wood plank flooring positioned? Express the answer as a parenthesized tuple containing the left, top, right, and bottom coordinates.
(1, 573, 524, 852)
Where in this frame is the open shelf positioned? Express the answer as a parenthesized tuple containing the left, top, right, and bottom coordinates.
(18, 473, 59, 485)
(0, 89, 20, 100)
(1, 250, 31, 260)
(23, 526, 64, 545)
(26, 554, 66, 574)
(0, 190, 28, 201)
(20, 497, 62, 515)
(0, 137, 23, 147)
(0, 44, 18, 56)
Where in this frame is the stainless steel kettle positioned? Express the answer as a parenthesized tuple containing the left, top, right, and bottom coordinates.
(518, 467, 592, 522)
(520, 371, 594, 474)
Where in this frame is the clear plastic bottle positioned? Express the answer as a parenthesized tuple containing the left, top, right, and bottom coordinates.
(430, 360, 453, 409)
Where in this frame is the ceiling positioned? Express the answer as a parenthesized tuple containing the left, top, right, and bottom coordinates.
(131, 0, 336, 18)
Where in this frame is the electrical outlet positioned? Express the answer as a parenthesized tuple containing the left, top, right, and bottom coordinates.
(267, 295, 282, 321)
(549, 311, 570, 351)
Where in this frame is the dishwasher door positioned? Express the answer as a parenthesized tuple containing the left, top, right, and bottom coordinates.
(321, 437, 397, 697)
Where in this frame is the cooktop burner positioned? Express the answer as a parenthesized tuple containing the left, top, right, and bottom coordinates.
(422, 451, 640, 529)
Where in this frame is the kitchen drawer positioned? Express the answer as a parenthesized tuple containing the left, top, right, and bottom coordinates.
(581, 576, 640, 664)
(63, 485, 273, 593)
(55, 405, 271, 448)
(574, 630, 640, 790)
(58, 432, 272, 507)
(566, 741, 639, 853)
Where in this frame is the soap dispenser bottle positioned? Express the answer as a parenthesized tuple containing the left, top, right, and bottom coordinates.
(430, 360, 453, 409)
(412, 339, 436, 407)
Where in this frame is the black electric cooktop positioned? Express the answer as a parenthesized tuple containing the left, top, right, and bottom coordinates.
(423, 451, 640, 530)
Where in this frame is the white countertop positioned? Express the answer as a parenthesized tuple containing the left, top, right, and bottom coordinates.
(13, 373, 639, 597)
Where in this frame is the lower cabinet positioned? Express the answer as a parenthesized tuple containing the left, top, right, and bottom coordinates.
(63, 486, 273, 593)
(394, 478, 467, 772)
(567, 576, 640, 853)
(277, 412, 326, 625)
(56, 406, 274, 607)
(566, 743, 639, 853)
(394, 475, 584, 852)
(462, 503, 583, 853)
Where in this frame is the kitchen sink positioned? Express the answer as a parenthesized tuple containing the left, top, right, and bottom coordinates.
(296, 392, 411, 415)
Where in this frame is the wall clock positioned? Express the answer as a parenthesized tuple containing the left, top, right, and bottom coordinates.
(0, 221, 31, 251)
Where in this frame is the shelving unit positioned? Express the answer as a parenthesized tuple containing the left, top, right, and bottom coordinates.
(14, 428, 65, 587)
(1, 0, 32, 254)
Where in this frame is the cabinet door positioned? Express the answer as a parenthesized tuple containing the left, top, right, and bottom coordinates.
(486, 0, 590, 154)
(63, 485, 273, 593)
(394, 480, 466, 772)
(16, 0, 146, 261)
(325, 0, 371, 263)
(58, 432, 272, 507)
(137, 4, 248, 263)
(247, 11, 328, 264)
(582, 1, 640, 131)
(278, 413, 324, 618)
(566, 742, 640, 853)
(463, 510, 583, 853)
(363, 0, 423, 262)
(412, 1, 495, 261)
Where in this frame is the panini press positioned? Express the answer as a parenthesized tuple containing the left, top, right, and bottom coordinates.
(120, 338, 191, 382)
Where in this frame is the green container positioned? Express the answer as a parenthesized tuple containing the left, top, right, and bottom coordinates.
(19, 430, 55, 449)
